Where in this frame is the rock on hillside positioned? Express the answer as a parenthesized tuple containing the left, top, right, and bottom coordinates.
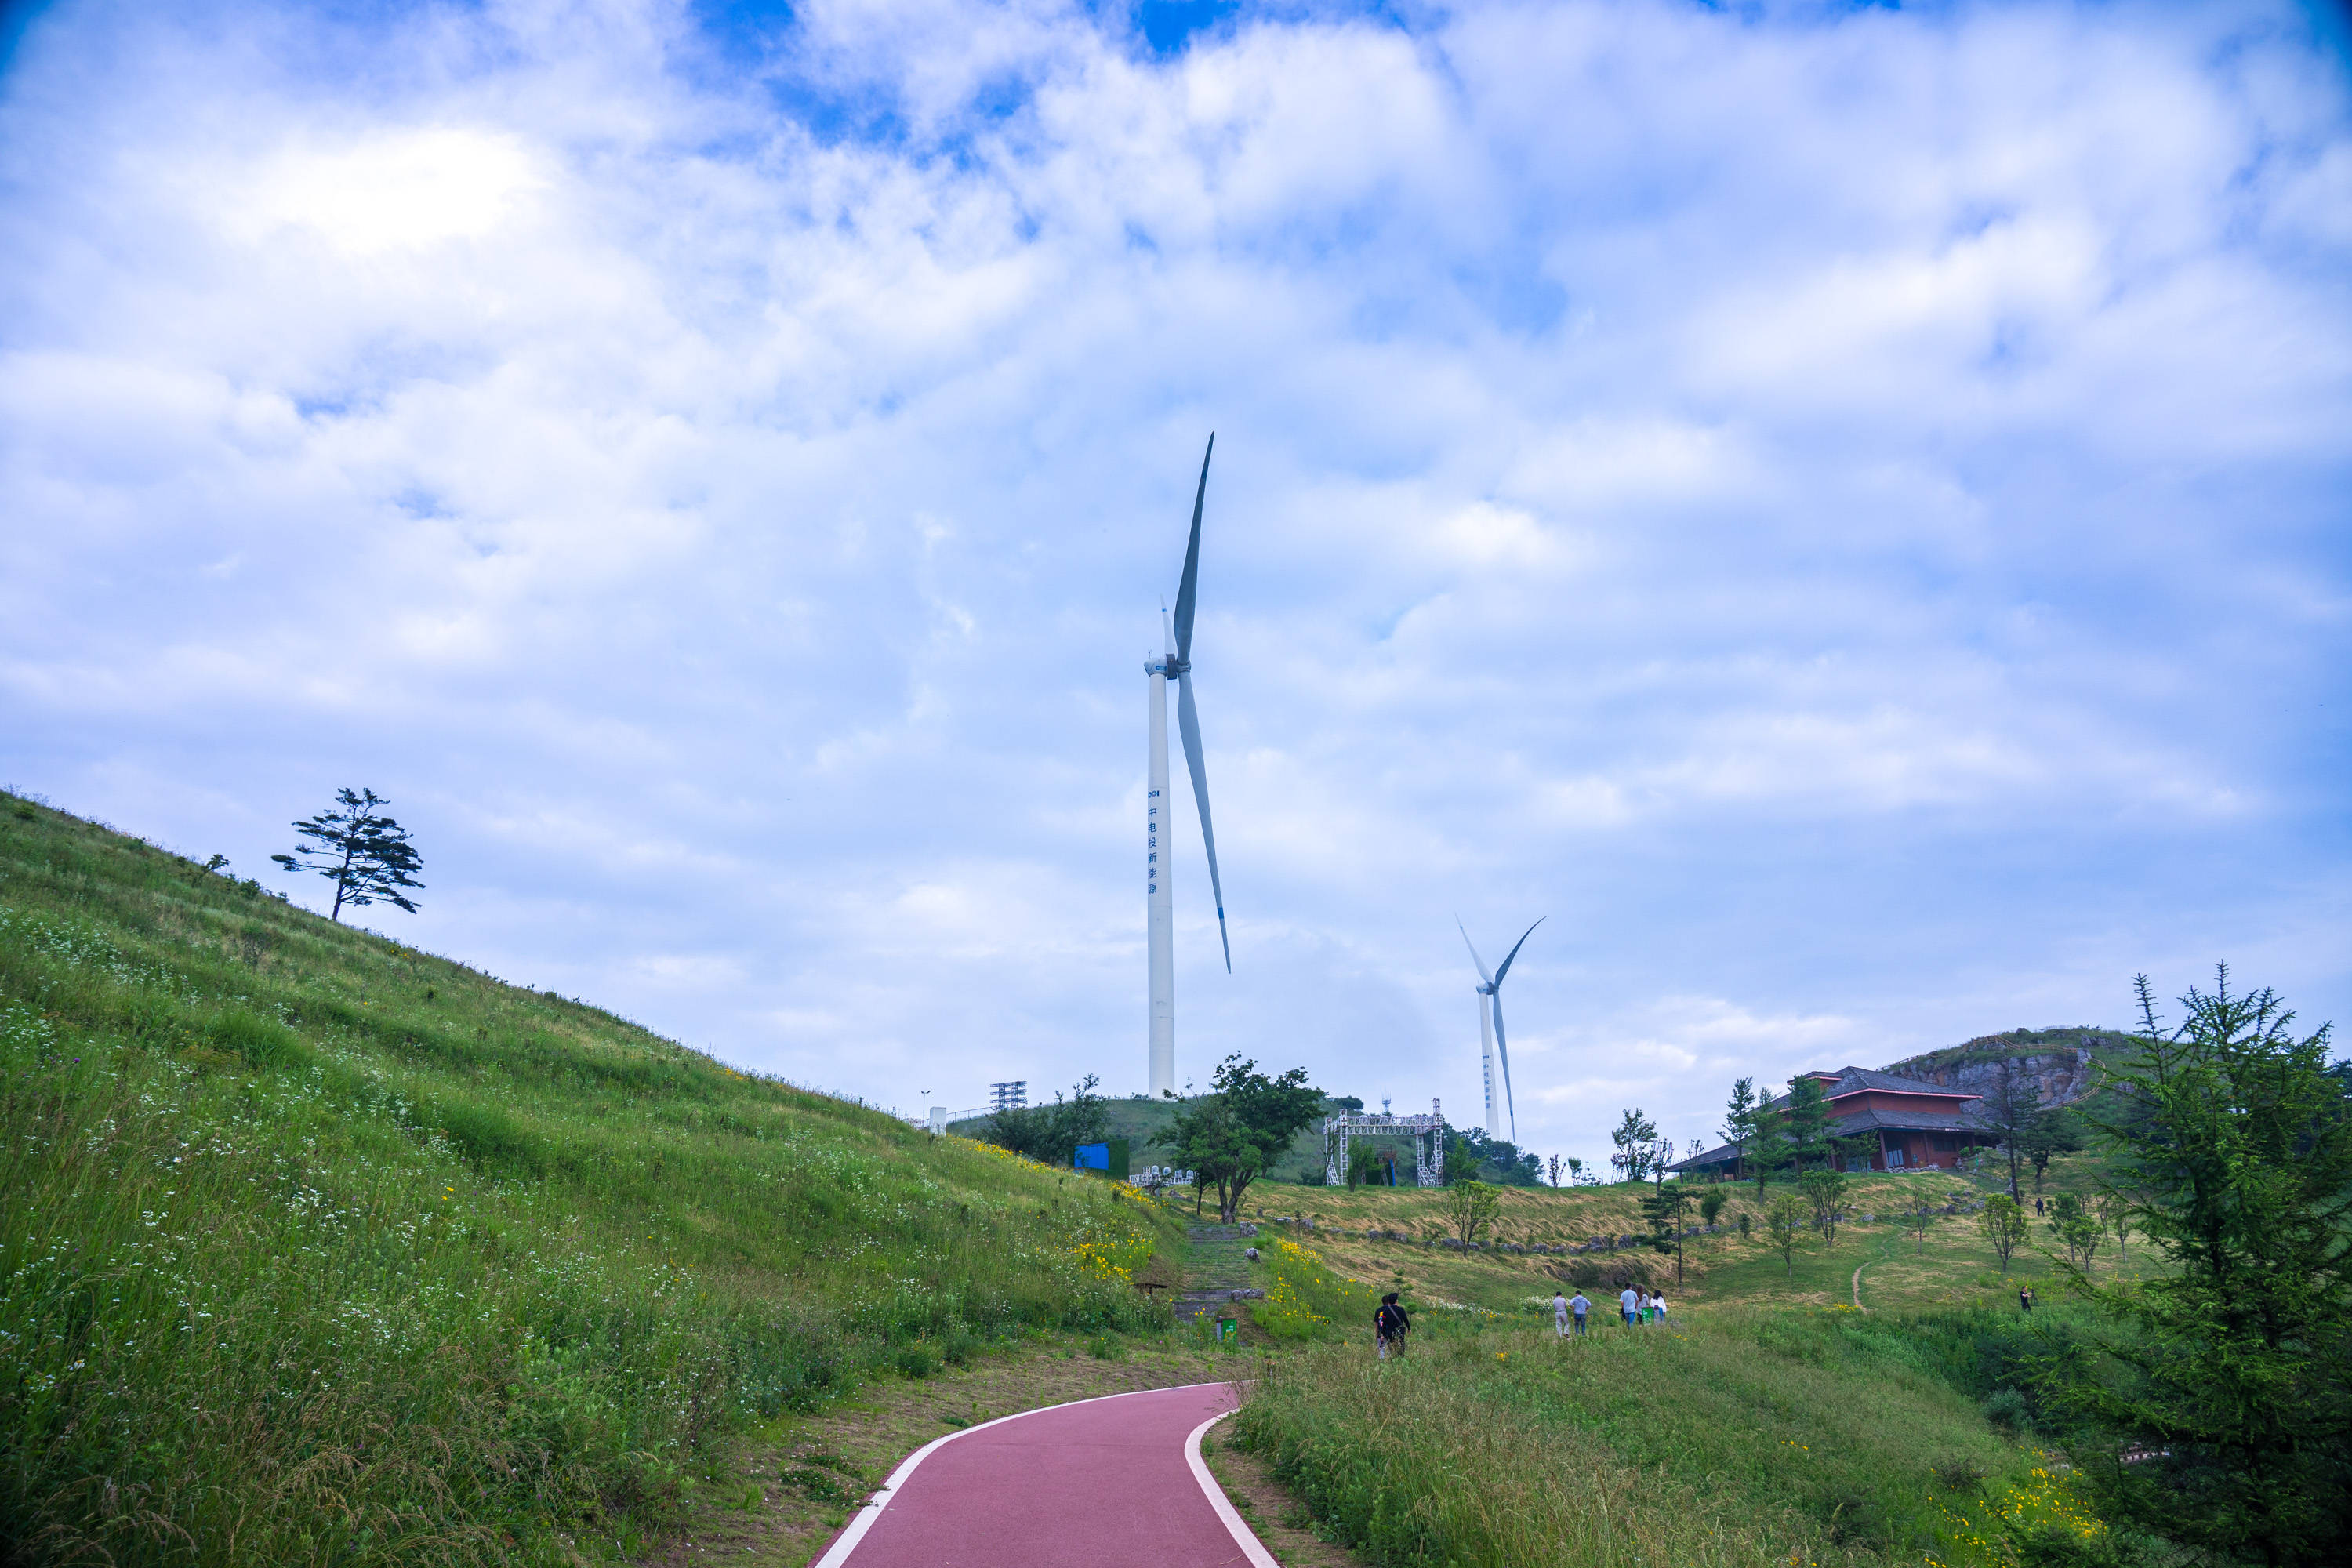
(1882, 1025, 2139, 1109)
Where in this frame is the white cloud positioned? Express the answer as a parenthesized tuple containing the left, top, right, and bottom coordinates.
(0, 0, 2345, 1164)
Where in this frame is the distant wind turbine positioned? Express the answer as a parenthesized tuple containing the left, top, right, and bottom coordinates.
(1458, 917, 1543, 1142)
(1144, 436, 1231, 1098)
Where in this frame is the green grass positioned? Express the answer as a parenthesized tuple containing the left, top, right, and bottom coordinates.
(0, 793, 1174, 1565)
(1232, 1308, 2114, 1568)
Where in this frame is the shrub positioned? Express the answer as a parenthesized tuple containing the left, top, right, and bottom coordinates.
(1984, 1387, 2032, 1432)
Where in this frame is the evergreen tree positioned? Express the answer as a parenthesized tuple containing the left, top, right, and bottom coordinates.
(270, 787, 423, 923)
(1969, 1060, 2045, 1200)
(2041, 970, 2351, 1566)
(1778, 1075, 1831, 1174)
(1641, 1179, 1696, 1284)
(1721, 1076, 1763, 1183)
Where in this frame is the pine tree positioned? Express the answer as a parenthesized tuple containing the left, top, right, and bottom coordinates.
(2040, 969, 2352, 1566)
(270, 788, 423, 923)
(1641, 1179, 1696, 1283)
(1721, 1076, 1763, 1184)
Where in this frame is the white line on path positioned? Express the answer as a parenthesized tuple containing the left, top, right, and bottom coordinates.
(1186, 1410, 1283, 1568)
(810, 1382, 1260, 1568)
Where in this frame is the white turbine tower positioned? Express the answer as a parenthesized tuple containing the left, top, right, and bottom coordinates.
(1458, 917, 1543, 1142)
(1145, 436, 1232, 1098)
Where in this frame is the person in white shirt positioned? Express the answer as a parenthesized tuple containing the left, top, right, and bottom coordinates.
(1568, 1291, 1591, 1336)
(1553, 1290, 1571, 1338)
(1653, 1290, 1669, 1323)
(1619, 1285, 1639, 1326)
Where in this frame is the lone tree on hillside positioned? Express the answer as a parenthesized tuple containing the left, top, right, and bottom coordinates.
(2040, 969, 2352, 1566)
(1157, 1054, 1321, 1224)
(271, 788, 423, 922)
(1446, 1178, 1500, 1249)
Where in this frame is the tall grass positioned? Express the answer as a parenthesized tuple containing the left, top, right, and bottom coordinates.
(1252, 1236, 1381, 1342)
(1232, 1309, 2109, 1568)
(0, 797, 1173, 1564)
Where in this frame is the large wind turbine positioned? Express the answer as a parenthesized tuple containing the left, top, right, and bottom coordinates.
(1458, 917, 1543, 1142)
(1145, 435, 1232, 1098)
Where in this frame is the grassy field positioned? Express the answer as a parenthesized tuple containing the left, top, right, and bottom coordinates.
(1233, 1307, 2112, 1568)
(0, 793, 1177, 1566)
(1228, 1172, 2071, 1311)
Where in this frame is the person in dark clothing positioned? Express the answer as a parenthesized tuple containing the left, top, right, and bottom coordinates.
(2020, 1285, 2034, 1313)
(1374, 1292, 1410, 1359)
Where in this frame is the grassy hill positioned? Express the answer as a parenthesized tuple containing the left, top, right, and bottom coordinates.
(0, 793, 1174, 1566)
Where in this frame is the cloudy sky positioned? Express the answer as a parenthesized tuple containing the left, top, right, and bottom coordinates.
(2, 0, 2346, 1165)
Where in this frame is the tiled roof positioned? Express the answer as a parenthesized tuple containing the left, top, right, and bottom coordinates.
(1819, 1066, 1977, 1100)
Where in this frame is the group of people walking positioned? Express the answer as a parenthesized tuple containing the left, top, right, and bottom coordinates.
(1552, 1287, 1667, 1335)
(1372, 1283, 1671, 1359)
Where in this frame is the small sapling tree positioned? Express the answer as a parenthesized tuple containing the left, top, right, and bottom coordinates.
(2096, 1189, 2132, 1264)
(271, 787, 423, 923)
(1907, 1204, 1934, 1251)
(1765, 1193, 1808, 1277)
(1446, 1178, 1500, 1250)
(2047, 1192, 2101, 1273)
(1698, 1189, 1727, 1230)
(1978, 1192, 2028, 1272)
(1799, 1167, 1848, 1248)
(1641, 1178, 1697, 1283)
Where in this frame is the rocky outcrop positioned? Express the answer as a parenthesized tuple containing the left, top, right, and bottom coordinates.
(1882, 1026, 2137, 1109)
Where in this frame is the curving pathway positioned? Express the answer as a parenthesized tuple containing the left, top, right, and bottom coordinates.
(812, 1381, 1277, 1568)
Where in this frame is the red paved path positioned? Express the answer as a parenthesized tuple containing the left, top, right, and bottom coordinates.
(813, 1381, 1276, 1568)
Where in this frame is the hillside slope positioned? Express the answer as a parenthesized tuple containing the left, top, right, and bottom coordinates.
(0, 793, 1170, 1566)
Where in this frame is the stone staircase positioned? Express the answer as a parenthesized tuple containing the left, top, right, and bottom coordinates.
(1174, 1222, 1265, 1325)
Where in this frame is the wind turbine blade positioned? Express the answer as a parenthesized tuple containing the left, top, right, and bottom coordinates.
(1175, 670, 1231, 971)
(1456, 918, 1494, 986)
(1171, 434, 1213, 663)
(1492, 993, 1518, 1143)
(1492, 916, 1545, 988)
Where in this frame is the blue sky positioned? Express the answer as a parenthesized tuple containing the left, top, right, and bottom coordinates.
(2, 0, 2346, 1165)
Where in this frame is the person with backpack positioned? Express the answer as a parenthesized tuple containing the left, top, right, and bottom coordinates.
(1568, 1290, 1591, 1336)
(1374, 1292, 1410, 1359)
